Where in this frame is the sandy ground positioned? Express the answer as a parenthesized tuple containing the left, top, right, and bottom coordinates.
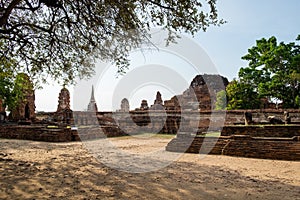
(0, 136, 299, 200)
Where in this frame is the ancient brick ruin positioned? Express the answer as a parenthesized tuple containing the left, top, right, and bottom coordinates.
(166, 134, 300, 161)
(87, 86, 98, 112)
(0, 99, 5, 122)
(150, 91, 164, 110)
(164, 74, 228, 111)
(0, 99, 4, 112)
(0, 73, 300, 161)
(120, 98, 130, 112)
(139, 100, 149, 111)
(0, 125, 76, 142)
(53, 87, 73, 124)
(165, 109, 300, 161)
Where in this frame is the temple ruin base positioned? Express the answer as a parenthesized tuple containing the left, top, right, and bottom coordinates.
(166, 125, 300, 161)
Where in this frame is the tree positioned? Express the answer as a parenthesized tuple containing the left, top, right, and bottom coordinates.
(245, 35, 300, 108)
(230, 35, 300, 109)
(0, 66, 30, 111)
(0, 66, 14, 110)
(0, 0, 224, 84)
(0, 43, 17, 110)
(1, 40, 32, 111)
(215, 90, 227, 110)
(226, 79, 260, 110)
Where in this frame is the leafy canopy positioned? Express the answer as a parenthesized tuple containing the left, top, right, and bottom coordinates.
(0, 63, 33, 111)
(215, 90, 227, 110)
(226, 35, 300, 109)
(0, 43, 16, 110)
(0, 0, 224, 84)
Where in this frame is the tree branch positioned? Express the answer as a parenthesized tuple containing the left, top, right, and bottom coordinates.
(0, 0, 22, 27)
(147, 0, 175, 11)
(0, 22, 51, 35)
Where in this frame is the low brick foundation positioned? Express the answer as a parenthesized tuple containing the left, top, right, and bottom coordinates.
(0, 125, 127, 142)
(221, 125, 300, 137)
(0, 125, 74, 142)
(166, 134, 300, 161)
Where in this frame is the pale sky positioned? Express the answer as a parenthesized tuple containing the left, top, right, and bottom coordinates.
(35, 1, 300, 112)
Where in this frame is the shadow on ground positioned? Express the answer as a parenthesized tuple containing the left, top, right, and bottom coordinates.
(0, 139, 299, 200)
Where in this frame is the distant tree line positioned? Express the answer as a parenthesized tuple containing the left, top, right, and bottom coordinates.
(216, 35, 300, 110)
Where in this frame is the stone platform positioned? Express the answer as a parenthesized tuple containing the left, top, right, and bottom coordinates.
(0, 125, 127, 142)
(166, 125, 300, 161)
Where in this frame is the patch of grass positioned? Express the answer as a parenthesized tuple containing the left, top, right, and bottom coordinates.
(46, 125, 59, 129)
(112, 133, 175, 140)
(152, 133, 176, 139)
(198, 132, 221, 137)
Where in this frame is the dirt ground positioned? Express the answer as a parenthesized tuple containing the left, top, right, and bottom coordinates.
(0, 136, 299, 200)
